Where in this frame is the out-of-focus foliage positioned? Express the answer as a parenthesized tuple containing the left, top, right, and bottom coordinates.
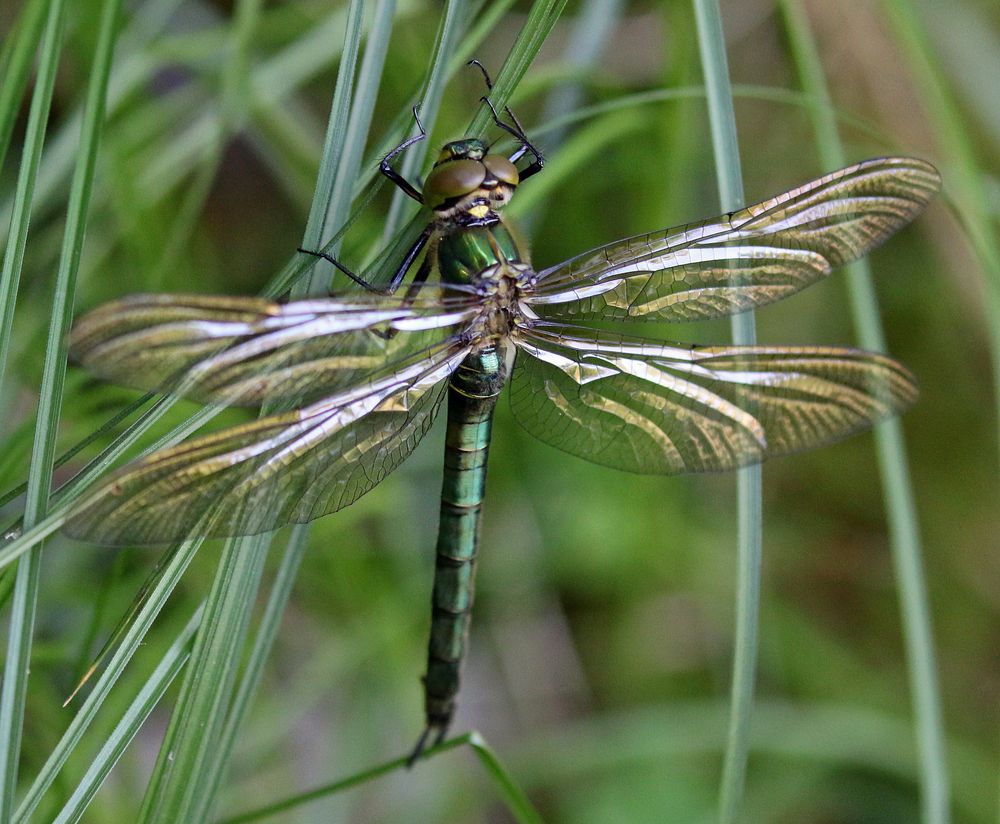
(0, 0, 995, 822)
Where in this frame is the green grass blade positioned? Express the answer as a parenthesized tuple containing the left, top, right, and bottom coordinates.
(299, 0, 365, 294)
(0, 0, 70, 815)
(691, 3, 763, 822)
(213, 730, 546, 824)
(317, 0, 397, 267)
(137, 4, 377, 816)
(211, 740, 467, 824)
(25, 0, 122, 550)
(0, 0, 49, 170)
(199, 526, 310, 814)
(5, 0, 125, 811)
(138, 534, 271, 824)
(48, 609, 202, 824)
(468, 732, 546, 824)
(878, 0, 1000, 450)
(780, 3, 951, 822)
(13, 539, 205, 822)
(466, 0, 570, 137)
(0, 0, 66, 393)
(380, 0, 465, 241)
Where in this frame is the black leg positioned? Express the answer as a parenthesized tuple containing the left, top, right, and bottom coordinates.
(406, 721, 449, 768)
(468, 59, 530, 138)
(479, 95, 545, 180)
(298, 221, 433, 298)
(296, 247, 390, 294)
(468, 60, 545, 182)
(388, 224, 434, 293)
(380, 105, 427, 203)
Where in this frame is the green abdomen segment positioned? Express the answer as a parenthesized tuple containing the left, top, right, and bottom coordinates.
(423, 346, 508, 736)
(437, 222, 522, 285)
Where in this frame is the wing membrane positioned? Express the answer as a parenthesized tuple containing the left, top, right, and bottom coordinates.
(510, 324, 917, 474)
(65, 341, 471, 545)
(528, 157, 940, 322)
(70, 292, 478, 406)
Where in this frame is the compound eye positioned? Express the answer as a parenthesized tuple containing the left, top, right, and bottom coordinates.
(483, 155, 519, 186)
(423, 159, 486, 208)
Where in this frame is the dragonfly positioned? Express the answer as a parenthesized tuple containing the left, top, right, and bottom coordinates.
(66, 89, 940, 762)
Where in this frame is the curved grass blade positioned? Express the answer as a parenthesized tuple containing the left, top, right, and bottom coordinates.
(781, 2, 952, 821)
(214, 731, 543, 824)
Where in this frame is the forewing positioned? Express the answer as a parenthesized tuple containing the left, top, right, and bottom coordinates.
(70, 292, 477, 407)
(65, 341, 471, 545)
(528, 157, 940, 322)
(510, 324, 917, 474)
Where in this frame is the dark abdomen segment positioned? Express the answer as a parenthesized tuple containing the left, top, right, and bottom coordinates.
(417, 345, 508, 758)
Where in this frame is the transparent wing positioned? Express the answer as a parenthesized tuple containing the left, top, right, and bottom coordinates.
(70, 291, 478, 407)
(65, 341, 471, 545)
(510, 323, 917, 474)
(527, 157, 940, 322)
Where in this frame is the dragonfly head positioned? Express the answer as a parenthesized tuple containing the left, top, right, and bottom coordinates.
(423, 138, 519, 220)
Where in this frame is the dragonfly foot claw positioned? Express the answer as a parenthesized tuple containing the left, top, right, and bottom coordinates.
(406, 723, 449, 768)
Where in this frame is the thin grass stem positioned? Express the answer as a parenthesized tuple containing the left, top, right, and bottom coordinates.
(691, 3, 762, 822)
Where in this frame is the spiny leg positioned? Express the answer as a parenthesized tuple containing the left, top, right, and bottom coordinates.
(296, 107, 432, 291)
(468, 59, 544, 180)
(379, 105, 427, 202)
(297, 217, 434, 296)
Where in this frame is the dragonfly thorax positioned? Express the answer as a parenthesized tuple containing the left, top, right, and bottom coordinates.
(464, 261, 535, 347)
(423, 138, 519, 222)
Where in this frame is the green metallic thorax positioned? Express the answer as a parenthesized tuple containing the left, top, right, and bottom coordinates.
(437, 222, 523, 285)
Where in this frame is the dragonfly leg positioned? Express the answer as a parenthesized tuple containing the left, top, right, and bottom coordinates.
(388, 224, 434, 292)
(297, 223, 432, 298)
(467, 59, 545, 181)
(295, 247, 391, 293)
(369, 247, 436, 341)
(406, 715, 451, 768)
(480, 93, 544, 182)
(380, 105, 427, 203)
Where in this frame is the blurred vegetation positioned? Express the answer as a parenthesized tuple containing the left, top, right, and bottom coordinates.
(0, 0, 997, 822)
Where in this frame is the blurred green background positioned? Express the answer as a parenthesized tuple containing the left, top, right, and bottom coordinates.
(0, 0, 997, 822)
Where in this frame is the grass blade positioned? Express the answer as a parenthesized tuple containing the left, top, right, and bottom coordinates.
(0, 0, 71, 815)
(380, 0, 466, 242)
(137, 534, 270, 823)
(780, 2, 951, 822)
(691, 2, 762, 822)
(468, 732, 546, 824)
(14, 538, 205, 822)
(49, 609, 203, 824)
(298, 0, 366, 294)
(0, 0, 49, 170)
(879, 0, 1000, 449)
(466, 0, 570, 137)
(199, 526, 310, 815)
